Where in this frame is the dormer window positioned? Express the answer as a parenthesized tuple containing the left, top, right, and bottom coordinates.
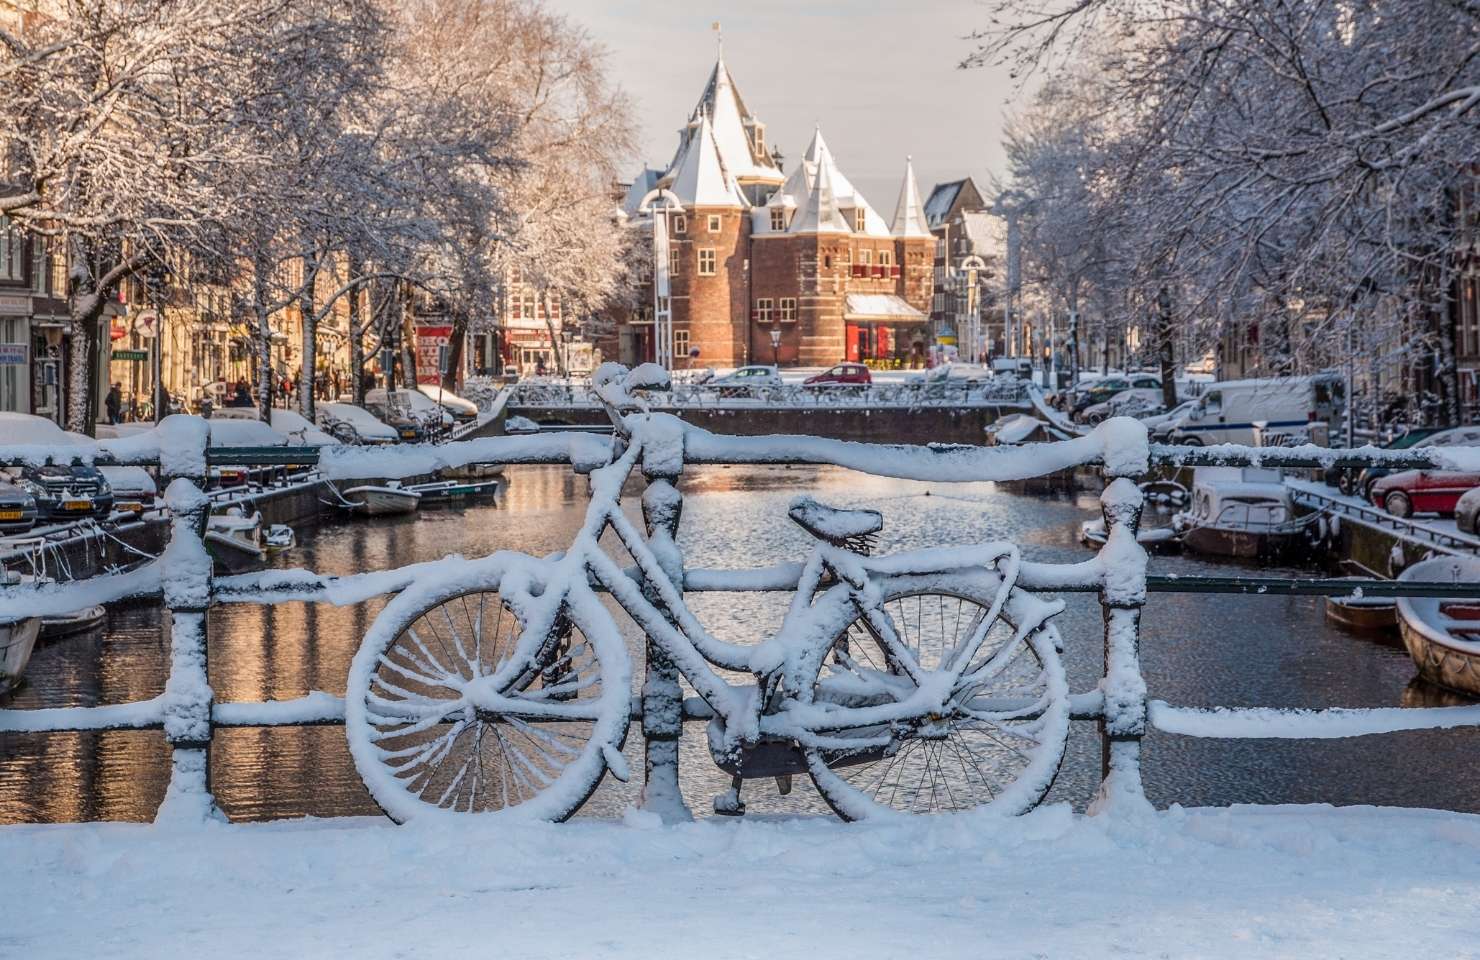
(853, 208, 867, 232)
(770, 208, 785, 231)
(708, 214, 721, 233)
(673, 213, 687, 235)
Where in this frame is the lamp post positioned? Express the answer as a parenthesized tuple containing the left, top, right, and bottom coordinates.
(638, 188, 685, 370)
(959, 254, 986, 365)
(769, 326, 781, 367)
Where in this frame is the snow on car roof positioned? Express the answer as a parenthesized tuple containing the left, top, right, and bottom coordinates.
(415, 384, 478, 414)
(318, 402, 399, 439)
(0, 412, 71, 444)
(268, 409, 339, 446)
(208, 418, 287, 447)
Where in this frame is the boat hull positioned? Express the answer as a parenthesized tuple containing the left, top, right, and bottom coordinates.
(40, 604, 106, 639)
(0, 617, 41, 695)
(1323, 597, 1398, 635)
(1396, 556, 1480, 698)
(1181, 525, 1300, 559)
(1398, 615, 1480, 697)
(342, 487, 421, 516)
(204, 530, 267, 573)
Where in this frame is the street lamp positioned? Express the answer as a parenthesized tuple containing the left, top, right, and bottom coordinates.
(958, 254, 986, 365)
(769, 326, 781, 367)
(638, 187, 685, 370)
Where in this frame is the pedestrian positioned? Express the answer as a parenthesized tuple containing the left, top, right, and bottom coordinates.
(158, 384, 171, 419)
(535, 355, 547, 377)
(105, 383, 122, 424)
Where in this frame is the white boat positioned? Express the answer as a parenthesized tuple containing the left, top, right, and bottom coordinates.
(204, 508, 267, 572)
(1173, 467, 1306, 559)
(1397, 556, 1480, 697)
(264, 524, 296, 552)
(340, 484, 421, 516)
(403, 478, 500, 501)
(0, 615, 40, 696)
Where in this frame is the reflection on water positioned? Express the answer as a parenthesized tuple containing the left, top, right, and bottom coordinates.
(1, 463, 1477, 824)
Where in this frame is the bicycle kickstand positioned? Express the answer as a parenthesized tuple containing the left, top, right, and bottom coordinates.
(713, 775, 746, 816)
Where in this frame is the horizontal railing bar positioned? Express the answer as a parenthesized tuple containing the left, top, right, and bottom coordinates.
(1149, 700, 1480, 738)
(1145, 576, 1480, 598)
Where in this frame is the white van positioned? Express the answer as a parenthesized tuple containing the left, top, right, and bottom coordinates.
(1153, 375, 1343, 446)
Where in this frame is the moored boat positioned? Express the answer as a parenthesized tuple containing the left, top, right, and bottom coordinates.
(1323, 594, 1398, 635)
(403, 478, 500, 501)
(39, 603, 106, 639)
(1173, 467, 1307, 559)
(340, 484, 421, 516)
(1396, 556, 1480, 697)
(0, 615, 41, 696)
(1078, 518, 1182, 553)
(204, 508, 267, 573)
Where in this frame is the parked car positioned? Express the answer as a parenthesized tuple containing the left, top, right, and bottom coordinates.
(803, 363, 872, 387)
(1071, 374, 1164, 416)
(1370, 469, 1480, 518)
(0, 477, 38, 533)
(317, 402, 400, 445)
(0, 413, 113, 522)
(361, 390, 436, 441)
(706, 365, 782, 397)
(1151, 374, 1342, 446)
(416, 383, 479, 422)
(1077, 388, 1166, 425)
(1335, 426, 1480, 500)
(1455, 486, 1480, 535)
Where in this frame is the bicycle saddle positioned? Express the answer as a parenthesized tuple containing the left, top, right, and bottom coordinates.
(788, 497, 884, 550)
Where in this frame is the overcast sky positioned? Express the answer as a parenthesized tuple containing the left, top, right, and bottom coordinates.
(553, 0, 1024, 210)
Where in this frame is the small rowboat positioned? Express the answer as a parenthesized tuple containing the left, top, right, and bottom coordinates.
(204, 508, 267, 573)
(403, 479, 500, 501)
(1396, 555, 1480, 697)
(340, 484, 421, 517)
(0, 615, 41, 696)
(1323, 593, 1398, 635)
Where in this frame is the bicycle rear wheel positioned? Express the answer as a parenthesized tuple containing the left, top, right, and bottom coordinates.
(345, 559, 630, 823)
(802, 571, 1069, 820)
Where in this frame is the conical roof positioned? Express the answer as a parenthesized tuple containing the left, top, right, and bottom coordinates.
(688, 57, 782, 184)
(789, 148, 850, 235)
(667, 113, 744, 209)
(890, 156, 932, 238)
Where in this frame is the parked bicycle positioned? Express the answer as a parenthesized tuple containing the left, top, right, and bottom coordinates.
(345, 364, 1071, 822)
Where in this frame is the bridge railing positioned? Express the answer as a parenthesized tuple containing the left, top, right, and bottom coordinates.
(4, 413, 1480, 822)
(506, 377, 1031, 410)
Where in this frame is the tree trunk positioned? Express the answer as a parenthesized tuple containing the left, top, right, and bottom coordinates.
(348, 254, 364, 404)
(1434, 272, 1462, 426)
(298, 257, 319, 421)
(443, 308, 468, 392)
(1156, 287, 1178, 409)
(66, 296, 104, 435)
(254, 250, 274, 422)
(544, 290, 567, 377)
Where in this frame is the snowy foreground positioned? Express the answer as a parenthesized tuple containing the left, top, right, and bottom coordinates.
(5, 805, 1479, 959)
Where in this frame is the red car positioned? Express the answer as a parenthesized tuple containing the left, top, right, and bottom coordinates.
(1370, 469, 1480, 518)
(803, 363, 872, 387)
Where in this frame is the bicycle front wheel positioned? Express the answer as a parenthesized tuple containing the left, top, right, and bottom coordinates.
(802, 571, 1069, 820)
(345, 558, 631, 823)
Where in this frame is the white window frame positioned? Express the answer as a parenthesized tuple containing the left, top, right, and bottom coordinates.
(770, 208, 785, 231)
(853, 208, 866, 232)
(707, 214, 721, 233)
(879, 250, 893, 267)
(779, 298, 797, 323)
(673, 328, 690, 357)
(698, 248, 716, 276)
(673, 213, 687, 235)
(755, 298, 773, 323)
(859, 249, 872, 266)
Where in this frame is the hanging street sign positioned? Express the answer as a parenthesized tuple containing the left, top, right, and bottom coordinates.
(111, 349, 149, 361)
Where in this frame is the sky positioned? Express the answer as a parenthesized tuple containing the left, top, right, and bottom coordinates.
(553, 0, 1026, 211)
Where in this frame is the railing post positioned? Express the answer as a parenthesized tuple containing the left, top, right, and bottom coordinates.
(154, 420, 222, 824)
(1089, 423, 1154, 817)
(637, 451, 693, 823)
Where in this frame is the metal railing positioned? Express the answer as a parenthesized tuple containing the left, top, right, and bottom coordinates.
(506, 377, 1031, 410)
(3, 413, 1480, 823)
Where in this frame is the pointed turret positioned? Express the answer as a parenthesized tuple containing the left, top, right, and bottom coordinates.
(667, 113, 743, 209)
(789, 147, 850, 235)
(685, 56, 782, 187)
(891, 155, 932, 238)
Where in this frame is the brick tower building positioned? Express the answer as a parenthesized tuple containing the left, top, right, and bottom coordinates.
(613, 57, 935, 369)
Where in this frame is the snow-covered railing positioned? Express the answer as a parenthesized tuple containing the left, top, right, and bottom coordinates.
(4, 410, 1480, 824)
(505, 378, 1031, 410)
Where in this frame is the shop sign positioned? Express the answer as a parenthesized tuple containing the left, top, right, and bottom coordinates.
(0, 343, 27, 365)
(111, 349, 149, 361)
(415, 324, 454, 385)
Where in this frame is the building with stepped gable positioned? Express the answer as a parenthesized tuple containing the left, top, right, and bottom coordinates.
(610, 56, 935, 369)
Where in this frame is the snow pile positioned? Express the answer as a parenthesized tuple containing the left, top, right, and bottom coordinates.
(318, 433, 613, 480)
(3, 806, 1479, 958)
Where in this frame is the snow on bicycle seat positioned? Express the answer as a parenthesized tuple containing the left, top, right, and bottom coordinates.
(788, 496, 884, 547)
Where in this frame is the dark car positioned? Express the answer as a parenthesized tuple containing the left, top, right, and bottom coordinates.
(20, 461, 115, 523)
(1332, 426, 1480, 500)
(0, 477, 38, 533)
(1070, 374, 1164, 416)
(804, 363, 872, 387)
(1370, 469, 1480, 518)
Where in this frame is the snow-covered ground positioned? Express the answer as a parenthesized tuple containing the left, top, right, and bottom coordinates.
(5, 804, 1479, 958)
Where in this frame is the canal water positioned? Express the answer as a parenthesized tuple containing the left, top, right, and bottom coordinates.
(2, 464, 1476, 823)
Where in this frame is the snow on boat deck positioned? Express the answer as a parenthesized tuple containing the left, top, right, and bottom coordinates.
(4, 805, 1478, 959)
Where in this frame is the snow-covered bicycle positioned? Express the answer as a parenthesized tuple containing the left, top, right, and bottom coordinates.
(345, 364, 1071, 822)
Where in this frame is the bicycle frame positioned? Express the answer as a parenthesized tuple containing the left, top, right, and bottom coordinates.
(463, 414, 1058, 760)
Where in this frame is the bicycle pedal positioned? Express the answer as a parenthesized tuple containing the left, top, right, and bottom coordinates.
(774, 774, 793, 796)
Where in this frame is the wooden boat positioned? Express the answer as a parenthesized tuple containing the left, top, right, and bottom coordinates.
(340, 484, 421, 516)
(403, 478, 500, 502)
(0, 615, 40, 696)
(204, 508, 267, 573)
(1173, 467, 1306, 559)
(1323, 594, 1398, 634)
(39, 603, 106, 639)
(1396, 555, 1480, 697)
